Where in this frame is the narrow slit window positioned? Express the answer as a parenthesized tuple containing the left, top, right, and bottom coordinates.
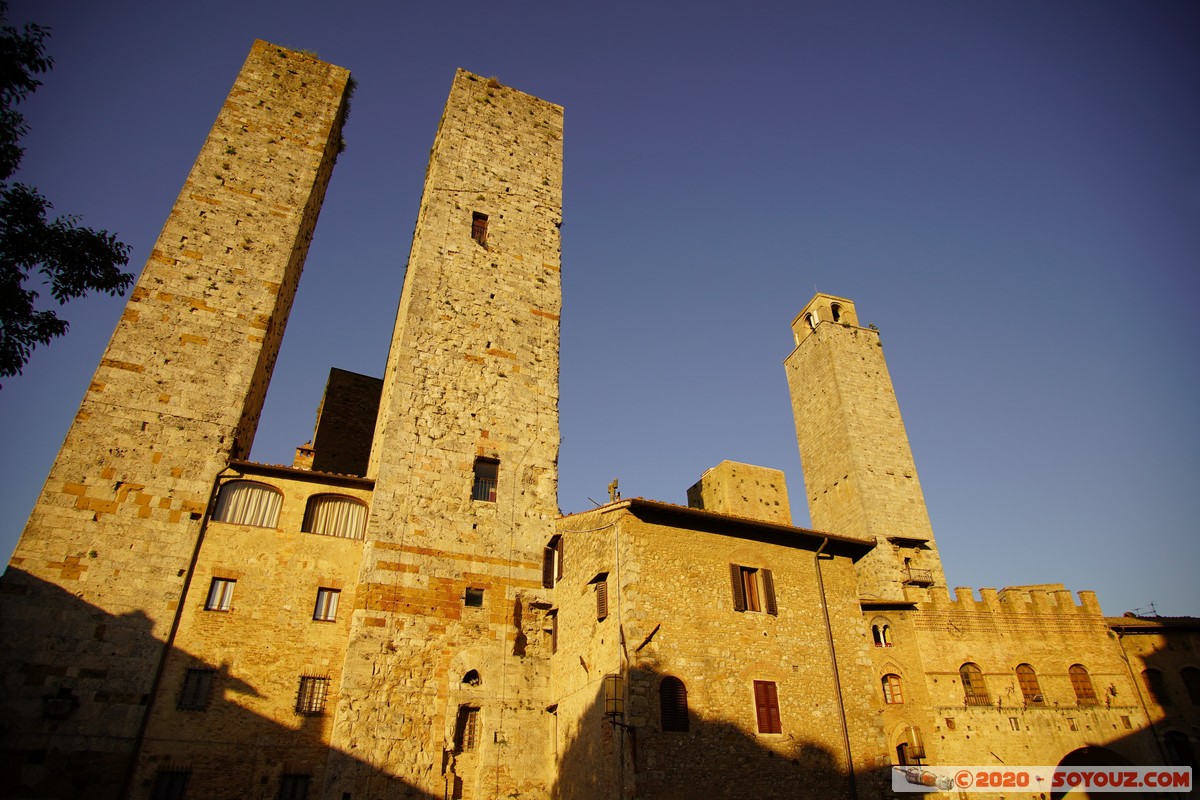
(471, 212, 488, 246)
(595, 579, 608, 621)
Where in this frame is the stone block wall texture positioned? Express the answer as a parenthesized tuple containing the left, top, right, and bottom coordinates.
(685, 460, 792, 525)
(784, 294, 945, 601)
(310, 368, 384, 476)
(555, 502, 888, 800)
(325, 70, 563, 798)
(0, 41, 350, 799)
(133, 467, 371, 799)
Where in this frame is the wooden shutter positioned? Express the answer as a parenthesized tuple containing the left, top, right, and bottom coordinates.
(729, 564, 746, 612)
(556, 537, 564, 580)
(761, 569, 778, 615)
(542, 545, 555, 588)
(753, 680, 781, 733)
(660, 677, 689, 732)
(596, 580, 608, 621)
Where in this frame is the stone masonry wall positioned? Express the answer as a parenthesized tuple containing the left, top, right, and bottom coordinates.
(784, 294, 946, 601)
(133, 468, 371, 799)
(555, 503, 889, 800)
(0, 41, 349, 799)
(325, 71, 563, 798)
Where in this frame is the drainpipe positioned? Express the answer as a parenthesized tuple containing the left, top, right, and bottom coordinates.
(120, 467, 228, 798)
(815, 537, 858, 800)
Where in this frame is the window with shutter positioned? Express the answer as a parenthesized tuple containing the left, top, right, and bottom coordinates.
(730, 564, 778, 615)
(178, 668, 215, 710)
(752, 680, 781, 733)
(278, 774, 311, 800)
(472, 458, 499, 502)
(660, 677, 688, 732)
(960, 663, 989, 706)
(596, 580, 608, 621)
(882, 673, 903, 704)
(543, 535, 563, 588)
(1016, 664, 1044, 705)
(455, 706, 480, 751)
(471, 212, 488, 246)
(205, 578, 235, 611)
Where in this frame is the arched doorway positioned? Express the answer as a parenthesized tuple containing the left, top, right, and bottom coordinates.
(1052, 746, 1148, 800)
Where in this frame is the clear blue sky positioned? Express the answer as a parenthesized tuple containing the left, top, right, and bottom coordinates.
(3, 0, 1197, 617)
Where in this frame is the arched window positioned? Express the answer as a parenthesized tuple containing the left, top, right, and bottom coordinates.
(805, 312, 817, 330)
(462, 670, 481, 686)
(1016, 664, 1044, 705)
(660, 677, 688, 732)
(213, 481, 282, 528)
(302, 494, 367, 539)
(882, 674, 903, 704)
(830, 303, 842, 322)
(1181, 667, 1200, 706)
(872, 622, 892, 647)
(960, 663, 989, 706)
(1070, 664, 1097, 705)
(1143, 668, 1171, 706)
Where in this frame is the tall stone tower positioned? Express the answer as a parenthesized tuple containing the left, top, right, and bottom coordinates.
(0, 42, 350, 797)
(326, 71, 563, 798)
(783, 294, 945, 601)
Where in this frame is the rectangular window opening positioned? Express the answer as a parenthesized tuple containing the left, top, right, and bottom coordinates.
(472, 458, 498, 502)
(753, 680, 782, 733)
(313, 588, 340, 622)
(177, 668, 216, 711)
(278, 774, 312, 800)
(205, 578, 235, 611)
(465, 587, 484, 607)
(455, 706, 480, 751)
(151, 769, 189, 800)
(730, 564, 778, 615)
(471, 212, 488, 246)
(542, 535, 563, 587)
(296, 676, 330, 716)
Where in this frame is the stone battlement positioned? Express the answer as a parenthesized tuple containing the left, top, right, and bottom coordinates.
(907, 584, 1103, 617)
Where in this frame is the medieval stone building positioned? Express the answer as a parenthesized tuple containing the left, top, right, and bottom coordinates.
(0, 42, 1195, 800)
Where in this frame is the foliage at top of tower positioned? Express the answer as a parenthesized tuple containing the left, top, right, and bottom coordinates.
(0, 2, 133, 386)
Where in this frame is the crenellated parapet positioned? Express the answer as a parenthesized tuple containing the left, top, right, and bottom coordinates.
(905, 584, 1107, 636)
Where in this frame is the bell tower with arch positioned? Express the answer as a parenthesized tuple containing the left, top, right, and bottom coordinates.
(784, 293, 946, 601)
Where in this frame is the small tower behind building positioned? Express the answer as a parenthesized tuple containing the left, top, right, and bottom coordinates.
(783, 294, 945, 600)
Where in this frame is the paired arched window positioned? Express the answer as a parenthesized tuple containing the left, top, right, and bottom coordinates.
(1070, 664, 1098, 705)
(660, 677, 688, 732)
(872, 622, 892, 647)
(1143, 668, 1171, 706)
(960, 663, 989, 706)
(213, 481, 282, 528)
(302, 494, 367, 539)
(882, 674, 903, 704)
(1181, 667, 1200, 706)
(1015, 664, 1044, 705)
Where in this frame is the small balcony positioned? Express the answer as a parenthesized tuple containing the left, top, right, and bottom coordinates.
(904, 567, 934, 586)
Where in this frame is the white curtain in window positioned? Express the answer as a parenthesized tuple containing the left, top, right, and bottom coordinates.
(303, 495, 367, 539)
(213, 481, 282, 528)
